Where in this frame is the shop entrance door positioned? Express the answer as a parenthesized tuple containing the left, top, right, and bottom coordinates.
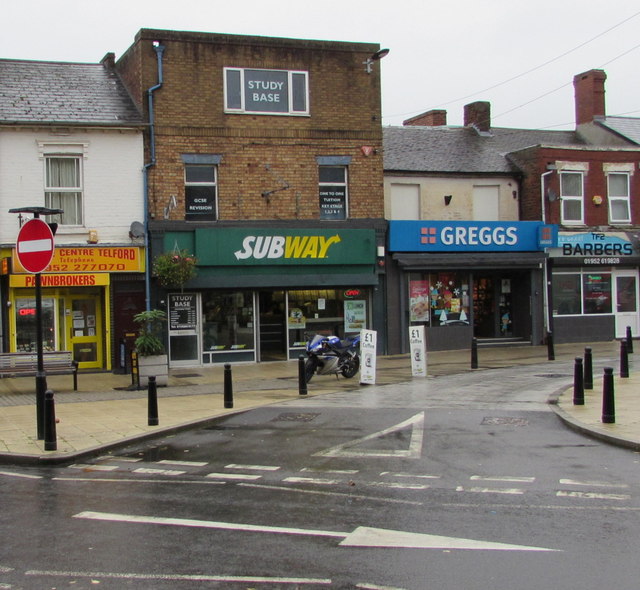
(67, 295, 103, 369)
(258, 291, 287, 361)
(473, 273, 516, 339)
(613, 271, 639, 338)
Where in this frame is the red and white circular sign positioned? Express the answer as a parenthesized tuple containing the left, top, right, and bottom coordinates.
(16, 218, 55, 274)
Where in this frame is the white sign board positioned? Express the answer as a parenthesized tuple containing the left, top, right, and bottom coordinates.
(409, 326, 427, 377)
(359, 329, 377, 385)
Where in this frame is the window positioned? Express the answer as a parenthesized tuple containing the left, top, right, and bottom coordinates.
(408, 272, 471, 326)
(45, 156, 83, 226)
(560, 171, 584, 225)
(185, 165, 217, 221)
(319, 166, 348, 220)
(224, 68, 309, 116)
(552, 270, 612, 315)
(608, 172, 631, 223)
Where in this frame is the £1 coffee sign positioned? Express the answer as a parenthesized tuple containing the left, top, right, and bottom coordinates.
(389, 221, 557, 252)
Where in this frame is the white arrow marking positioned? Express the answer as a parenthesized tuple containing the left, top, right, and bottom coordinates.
(315, 412, 425, 458)
(73, 511, 559, 552)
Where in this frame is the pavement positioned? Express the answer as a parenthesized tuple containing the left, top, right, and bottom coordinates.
(0, 340, 638, 465)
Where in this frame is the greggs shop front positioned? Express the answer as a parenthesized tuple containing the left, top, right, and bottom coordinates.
(3, 246, 146, 370)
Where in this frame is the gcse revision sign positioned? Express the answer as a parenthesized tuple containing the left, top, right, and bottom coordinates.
(16, 218, 55, 273)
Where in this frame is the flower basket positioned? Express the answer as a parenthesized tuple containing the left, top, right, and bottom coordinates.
(153, 250, 197, 291)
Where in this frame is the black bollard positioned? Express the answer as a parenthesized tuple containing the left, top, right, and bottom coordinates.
(602, 367, 615, 424)
(471, 337, 478, 369)
(43, 389, 57, 451)
(626, 326, 634, 354)
(583, 347, 593, 390)
(573, 357, 584, 405)
(224, 363, 234, 408)
(298, 355, 307, 395)
(546, 330, 555, 361)
(620, 340, 629, 379)
(148, 375, 159, 426)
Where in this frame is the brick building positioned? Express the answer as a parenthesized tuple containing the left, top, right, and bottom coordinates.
(115, 29, 387, 365)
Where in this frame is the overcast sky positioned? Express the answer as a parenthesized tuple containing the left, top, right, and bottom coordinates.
(3, 0, 639, 130)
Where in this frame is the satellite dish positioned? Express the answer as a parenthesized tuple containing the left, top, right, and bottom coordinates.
(129, 221, 145, 239)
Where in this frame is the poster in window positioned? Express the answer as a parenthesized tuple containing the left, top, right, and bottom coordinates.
(319, 185, 346, 220)
(344, 300, 366, 332)
(185, 186, 216, 221)
(409, 280, 430, 322)
(169, 293, 198, 331)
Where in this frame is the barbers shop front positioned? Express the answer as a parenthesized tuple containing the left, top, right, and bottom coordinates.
(549, 231, 640, 343)
(386, 220, 556, 353)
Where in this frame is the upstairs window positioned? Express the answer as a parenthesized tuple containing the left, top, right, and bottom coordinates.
(607, 172, 631, 224)
(560, 171, 584, 225)
(319, 166, 348, 220)
(224, 68, 309, 116)
(183, 154, 220, 221)
(45, 156, 83, 226)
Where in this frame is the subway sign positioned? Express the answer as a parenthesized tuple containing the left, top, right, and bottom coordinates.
(389, 221, 557, 252)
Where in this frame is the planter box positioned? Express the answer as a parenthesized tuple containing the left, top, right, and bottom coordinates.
(138, 354, 169, 387)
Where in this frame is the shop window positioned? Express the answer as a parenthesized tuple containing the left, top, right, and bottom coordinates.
(202, 291, 254, 351)
(224, 68, 309, 116)
(408, 272, 470, 327)
(607, 172, 631, 224)
(185, 164, 217, 221)
(319, 166, 348, 220)
(560, 171, 584, 225)
(15, 298, 56, 351)
(552, 271, 612, 315)
(44, 156, 83, 226)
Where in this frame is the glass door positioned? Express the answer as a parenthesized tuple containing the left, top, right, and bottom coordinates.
(68, 295, 103, 369)
(258, 291, 287, 361)
(613, 271, 639, 338)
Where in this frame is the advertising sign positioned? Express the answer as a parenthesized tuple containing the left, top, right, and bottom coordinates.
(409, 326, 427, 377)
(169, 293, 198, 331)
(360, 329, 377, 385)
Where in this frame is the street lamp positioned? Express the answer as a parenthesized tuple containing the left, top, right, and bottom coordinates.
(9, 206, 63, 441)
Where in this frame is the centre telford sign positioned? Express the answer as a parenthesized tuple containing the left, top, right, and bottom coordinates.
(389, 221, 557, 252)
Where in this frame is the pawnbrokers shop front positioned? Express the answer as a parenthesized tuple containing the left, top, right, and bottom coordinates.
(386, 221, 556, 352)
(153, 226, 383, 366)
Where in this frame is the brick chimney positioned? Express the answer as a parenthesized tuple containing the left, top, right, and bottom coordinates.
(403, 109, 447, 126)
(574, 69, 606, 125)
(464, 101, 491, 132)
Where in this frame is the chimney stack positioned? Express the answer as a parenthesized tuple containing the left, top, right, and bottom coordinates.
(574, 69, 606, 125)
(464, 101, 491, 132)
(403, 109, 447, 126)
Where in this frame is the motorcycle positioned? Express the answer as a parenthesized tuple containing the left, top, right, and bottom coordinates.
(304, 333, 360, 383)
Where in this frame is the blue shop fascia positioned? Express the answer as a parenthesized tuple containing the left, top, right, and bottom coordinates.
(385, 220, 557, 353)
(547, 230, 640, 344)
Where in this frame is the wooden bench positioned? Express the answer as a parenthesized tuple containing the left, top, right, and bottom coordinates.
(0, 351, 79, 390)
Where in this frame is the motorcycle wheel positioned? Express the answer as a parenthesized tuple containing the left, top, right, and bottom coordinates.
(304, 358, 318, 383)
(341, 355, 360, 379)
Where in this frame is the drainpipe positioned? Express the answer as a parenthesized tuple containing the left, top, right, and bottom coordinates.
(540, 169, 555, 336)
(143, 41, 165, 311)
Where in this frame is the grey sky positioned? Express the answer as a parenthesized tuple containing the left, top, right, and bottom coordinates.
(3, 0, 639, 129)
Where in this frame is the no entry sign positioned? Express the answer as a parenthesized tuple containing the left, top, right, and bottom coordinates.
(16, 218, 55, 274)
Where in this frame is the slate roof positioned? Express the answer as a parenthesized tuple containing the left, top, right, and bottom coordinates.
(383, 125, 586, 174)
(0, 59, 144, 126)
(596, 116, 640, 145)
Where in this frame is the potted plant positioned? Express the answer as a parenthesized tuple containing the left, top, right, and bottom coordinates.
(153, 249, 197, 292)
(134, 309, 168, 387)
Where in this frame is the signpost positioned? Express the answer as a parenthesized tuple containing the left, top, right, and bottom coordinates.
(10, 207, 62, 442)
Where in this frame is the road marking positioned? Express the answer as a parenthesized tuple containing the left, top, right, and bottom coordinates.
(0, 470, 42, 479)
(368, 482, 429, 490)
(315, 412, 425, 459)
(301, 467, 359, 475)
(25, 569, 331, 585)
(356, 584, 407, 590)
(69, 464, 119, 472)
(556, 490, 630, 501)
(471, 476, 535, 483)
(74, 511, 559, 551)
(456, 486, 525, 495)
(559, 479, 629, 488)
(239, 483, 424, 506)
(133, 468, 186, 476)
(225, 463, 281, 471)
(380, 472, 441, 479)
(53, 477, 225, 486)
(206, 472, 262, 481)
(284, 477, 342, 485)
(157, 460, 208, 467)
